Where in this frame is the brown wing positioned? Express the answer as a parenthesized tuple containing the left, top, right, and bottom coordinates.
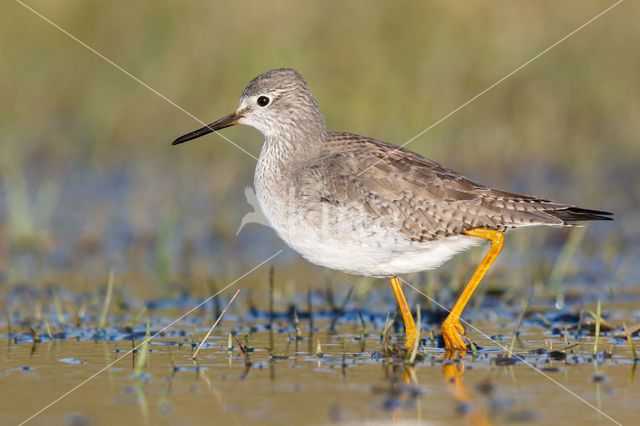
(300, 132, 611, 242)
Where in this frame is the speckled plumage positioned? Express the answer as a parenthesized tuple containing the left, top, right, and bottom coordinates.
(174, 68, 612, 278)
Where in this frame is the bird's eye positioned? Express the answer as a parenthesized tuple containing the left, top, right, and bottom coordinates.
(257, 96, 270, 107)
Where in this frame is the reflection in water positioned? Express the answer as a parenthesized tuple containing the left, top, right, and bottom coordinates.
(134, 379, 149, 422)
(196, 368, 240, 423)
(387, 352, 489, 425)
(380, 349, 491, 425)
(388, 363, 418, 423)
(443, 351, 490, 426)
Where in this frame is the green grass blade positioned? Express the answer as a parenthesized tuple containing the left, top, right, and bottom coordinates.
(134, 320, 150, 380)
(508, 298, 528, 358)
(99, 270, 114, 328)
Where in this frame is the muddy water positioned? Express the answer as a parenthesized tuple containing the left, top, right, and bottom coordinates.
(1, 296, 638, 426)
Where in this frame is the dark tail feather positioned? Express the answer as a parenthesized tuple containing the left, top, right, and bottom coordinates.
(547, 206, 613, 224)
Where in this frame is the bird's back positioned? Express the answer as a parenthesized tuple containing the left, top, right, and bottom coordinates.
(293, 131, 612, 243)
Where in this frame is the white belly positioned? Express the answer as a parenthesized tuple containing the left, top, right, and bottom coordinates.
(286, 231, 482, 278)
(255, 184, 481, 277)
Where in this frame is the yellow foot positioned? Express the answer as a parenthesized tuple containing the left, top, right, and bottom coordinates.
(442, 317, 467, 351)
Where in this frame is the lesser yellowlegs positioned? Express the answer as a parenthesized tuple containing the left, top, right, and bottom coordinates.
(172, 68, 612, 351)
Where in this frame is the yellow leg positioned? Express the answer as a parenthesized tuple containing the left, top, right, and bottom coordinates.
(442, 229, 504, 351)
(390, 276, 417, 349)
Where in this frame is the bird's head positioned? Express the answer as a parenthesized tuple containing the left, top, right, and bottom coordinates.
(172, 68, 325, 146)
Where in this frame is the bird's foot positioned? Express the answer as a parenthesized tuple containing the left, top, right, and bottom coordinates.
(441, 316, 468, 351)
(405, 324, 418, 350)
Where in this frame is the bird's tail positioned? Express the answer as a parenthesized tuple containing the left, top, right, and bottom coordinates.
(545, 206, 613, 224)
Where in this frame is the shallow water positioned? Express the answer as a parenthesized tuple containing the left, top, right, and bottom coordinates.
(2, 290, 639, 426)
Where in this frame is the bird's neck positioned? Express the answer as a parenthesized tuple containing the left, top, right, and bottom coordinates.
(258, 124, 326, 172)
(254, 126, 325, 231)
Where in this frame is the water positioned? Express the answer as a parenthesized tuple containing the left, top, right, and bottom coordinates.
(1, 290, 638, 425)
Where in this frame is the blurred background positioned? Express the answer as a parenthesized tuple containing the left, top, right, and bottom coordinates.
(1, 0, 638, 302)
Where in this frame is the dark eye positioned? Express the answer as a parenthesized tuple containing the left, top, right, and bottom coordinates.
(257, 96, 270, 107)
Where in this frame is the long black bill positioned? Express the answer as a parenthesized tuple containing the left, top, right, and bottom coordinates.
(171, 112, 240, 146)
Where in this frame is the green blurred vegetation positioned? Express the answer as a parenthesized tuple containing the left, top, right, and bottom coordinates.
(0, 1, 637, 295)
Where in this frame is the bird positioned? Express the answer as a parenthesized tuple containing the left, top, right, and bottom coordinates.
(172, 68, 612, 352)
